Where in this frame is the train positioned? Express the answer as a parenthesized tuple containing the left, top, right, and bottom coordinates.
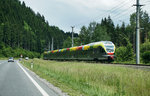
(43, 41, 115, 61)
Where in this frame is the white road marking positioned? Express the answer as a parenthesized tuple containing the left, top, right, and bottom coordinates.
(0, 61, 6, 65)
(17, 61, 49, 96)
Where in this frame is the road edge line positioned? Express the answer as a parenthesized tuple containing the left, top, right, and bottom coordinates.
(17, 61, 49, 96)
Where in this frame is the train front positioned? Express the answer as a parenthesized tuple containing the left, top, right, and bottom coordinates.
(103, 41, 115, 61)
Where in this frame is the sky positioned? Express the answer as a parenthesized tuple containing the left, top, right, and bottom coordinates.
(19, 0, 150, 33)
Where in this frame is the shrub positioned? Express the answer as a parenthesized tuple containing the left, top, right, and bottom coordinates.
(2, 47, 14, 57)
(140, 40, 150, 53)
(115, 42, 134, 62)
(0, 46, 41, 58)
(141, 51, 150, 64)
(115, 46, 127, 61)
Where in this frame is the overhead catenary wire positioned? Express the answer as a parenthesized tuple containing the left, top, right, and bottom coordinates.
(142, 0, 150, 3)
(112, 7, 135, 20)
(97, 0, 135, 27)
(74, 0, 134, 27)
(94, 0, 132, 20)
(101, 0, 135, 22)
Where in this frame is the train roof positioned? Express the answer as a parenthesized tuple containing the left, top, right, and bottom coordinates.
(86, 41, 113, 46)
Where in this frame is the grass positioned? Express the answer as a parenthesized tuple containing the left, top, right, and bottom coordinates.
(0, 58, 8, 60)
(21, 59, 150, 96)
(113, 60, 150, 65)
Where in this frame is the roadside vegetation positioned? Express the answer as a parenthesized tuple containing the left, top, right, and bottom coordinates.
(22, 59, 150, 96)
(0, 0, 150, 64)
(0, 45, 40, 58)
(114, 38, 150, 64)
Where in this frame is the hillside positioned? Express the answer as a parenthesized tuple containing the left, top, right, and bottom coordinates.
(0, 0, 67, 57)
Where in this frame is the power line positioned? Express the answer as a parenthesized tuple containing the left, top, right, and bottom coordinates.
(94, 0, 132, 20)
(112, 7, 134, 19)
(75, 0, 133, 27)
(94, 0, 134, 22)
(142, 1, 150, 3)
(113, 10, 135, 23)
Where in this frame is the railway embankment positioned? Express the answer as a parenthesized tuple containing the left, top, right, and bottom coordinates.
(21, 59, 150, 96)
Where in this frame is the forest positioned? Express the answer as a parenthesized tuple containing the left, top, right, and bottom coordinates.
(63, 11, 150, 63)
(0, 0, 149, 63)
(0, 0, 71, 58)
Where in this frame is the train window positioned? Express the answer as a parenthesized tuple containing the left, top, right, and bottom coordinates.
(105, 45, 114, 52)
(105, 45, 114, 49)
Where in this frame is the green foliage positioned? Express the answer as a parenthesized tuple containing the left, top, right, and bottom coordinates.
(130, 10, 150, 44)
(115, 40, 134, 62)
(24, 21, 32, 31)
(63, 36, 72, 48)
(92, 25, 111, 42)
(74, 37, 81, 46)
(79, 19, 113, 45)
(141, 40, 150, 53)
(141, 51, 150, 64)
(0, 47, 40, 58)
(79, 26, 91, 44)
(0, 0, 66, 54)
(77, 10, 150, 55)
(115, 46, 127, 62)
(79, 22, 97, 45)
(140, 41, 150, 63)
(1, 0, 150, 61)
(101, 16, 114, 41)
(23, 59, 150, 96)
(148, 31, 150, 40)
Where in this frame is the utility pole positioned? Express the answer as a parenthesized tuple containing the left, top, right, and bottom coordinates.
(134, 0, 143, 64)
(51, 37, 53, 51)
(71, 26, 75, 47)
(48, 41, 51, 51)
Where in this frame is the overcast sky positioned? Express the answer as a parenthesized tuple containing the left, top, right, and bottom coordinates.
(19, 0, 150, 33)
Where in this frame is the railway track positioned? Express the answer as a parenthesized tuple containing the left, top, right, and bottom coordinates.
(87, 60, 150, 66)
(85, 61, 150, 70)
(50, 59, 150, 66)
(45, 59, 150, 70)
(98, 62, 150, 66)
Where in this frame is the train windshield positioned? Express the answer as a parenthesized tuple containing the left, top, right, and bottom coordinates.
(105, 45, 114, 53)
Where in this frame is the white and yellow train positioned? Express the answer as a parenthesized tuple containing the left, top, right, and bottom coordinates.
(43, 41, 115, 61)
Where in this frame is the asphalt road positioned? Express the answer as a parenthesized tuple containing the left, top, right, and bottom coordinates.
(0, 60, 62, 96)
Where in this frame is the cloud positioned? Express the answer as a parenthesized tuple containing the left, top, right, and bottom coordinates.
(19, 0, 148, 33)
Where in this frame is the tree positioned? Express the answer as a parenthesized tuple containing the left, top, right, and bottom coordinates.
(87, 21, 97, 42)
(79, 26, 91, 44)
(63, 36, 72, 48)
(115, 38, 134, 62)
(130, 10, 150, 44)
(0, 0, 66, 55)
(114, 24, 121, 46)
(101, 16, 115, 42)
(0, 23, 4, 42)
(74, 37, 81, 46)
(92, 24, 111, 42)
(148, 31, 150, 40)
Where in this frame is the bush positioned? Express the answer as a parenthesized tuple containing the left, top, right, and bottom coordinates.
(0, 46, 41, 58)
(115, 42, 134, 62)
(140, 40, 150, 64)
(141, 41, 150, 53)
(141, 51, 150, 64)
(2, 47, 14, 57)
(115, 46, 127, 61)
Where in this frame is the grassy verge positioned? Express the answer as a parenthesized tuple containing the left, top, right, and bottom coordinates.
(0, 58, 8, 60)
(113, 60, 150, 65)
(21, 59, 150, 96)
